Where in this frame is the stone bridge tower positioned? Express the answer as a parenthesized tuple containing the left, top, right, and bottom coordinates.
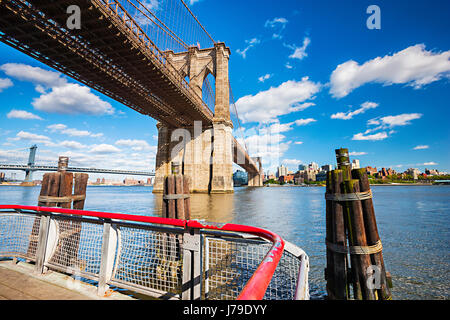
(153, 42, 234, 193)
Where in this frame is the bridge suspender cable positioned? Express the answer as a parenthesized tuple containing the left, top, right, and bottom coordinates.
(180, 0, 216, 45)
(229, 82, 248, 153)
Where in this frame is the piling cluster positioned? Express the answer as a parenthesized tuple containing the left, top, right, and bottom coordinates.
(29, 156, 88, 266)
(325, 148, 392, 300)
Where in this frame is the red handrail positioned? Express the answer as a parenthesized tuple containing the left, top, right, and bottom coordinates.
(0, 204, 285, 300)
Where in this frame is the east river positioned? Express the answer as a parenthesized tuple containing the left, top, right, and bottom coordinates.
(0, 184, 448, 299)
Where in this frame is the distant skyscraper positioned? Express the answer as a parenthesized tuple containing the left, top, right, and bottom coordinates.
(308, 162, 319, 171)
(277, 165, 288, 178)
(321, 164, 333, 172)
(298, 164, 306, 171)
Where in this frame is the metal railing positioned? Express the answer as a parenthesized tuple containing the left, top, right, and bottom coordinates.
(0, 205, 309, 300)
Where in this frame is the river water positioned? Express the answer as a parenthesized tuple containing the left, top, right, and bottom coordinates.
(0, 184, 449, 300)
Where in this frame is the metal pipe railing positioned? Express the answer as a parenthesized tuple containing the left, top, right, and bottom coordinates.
(0, 205, 287, 300)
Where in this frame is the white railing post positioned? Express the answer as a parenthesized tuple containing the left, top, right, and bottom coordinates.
(181, 227, 202, 300)
(98, 219, 118, 296)
(34, 213, 50, 274)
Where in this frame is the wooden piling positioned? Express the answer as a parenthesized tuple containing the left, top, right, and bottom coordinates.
(330, 170, 349, 299)
(162, 162, 191, 220)
(29, 156, 88, 267)
(352, 168, 392, 300)
(325, 148, 392, 300)
(160, 162, 191, 285)
(343, 179, 376, 300)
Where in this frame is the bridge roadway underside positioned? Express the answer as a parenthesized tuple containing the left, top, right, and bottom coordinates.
(0, 0, 213, 127)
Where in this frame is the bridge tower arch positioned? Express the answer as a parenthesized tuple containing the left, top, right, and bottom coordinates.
(24, 144, 37, 182)
(153, 43, 234, 194)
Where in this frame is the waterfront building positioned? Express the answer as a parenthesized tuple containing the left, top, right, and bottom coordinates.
(302, 170, 316, 182)
(298, 164, 306, 171)
(406, 168, 421, 180)
(279, 174, 294, 184)
(366, 166, 377, 176)
(277, 165, 288, 178)
(351, 159, 360, 169)
(233, 170, 248, 186)
(321, 165, 333, 172)
(316, 171, 327, 182)
(0, 172, 4, 182)
(425, 168, 439, 175)
(308, 162, 319, 171)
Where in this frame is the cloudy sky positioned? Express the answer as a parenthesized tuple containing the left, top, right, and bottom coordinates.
(0, 0, 449, 180)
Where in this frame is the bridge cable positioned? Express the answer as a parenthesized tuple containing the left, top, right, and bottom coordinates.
(229, 82, 248, 153)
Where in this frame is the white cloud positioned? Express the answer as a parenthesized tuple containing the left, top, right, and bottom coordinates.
(282, 158, 303, 166)
(0, 63, 66, 88)
(294, 118, 316, 126)
(90, 144, 121, 154)
(1, 63, 114, 116)
(329, 44, 450, 98)
(285, 63, 293, 69)
(236, 126, 291, 173)
(331, 101, 378, 120)
(8, 130, 54, 146)
(294, 141, 303, 145)
(353, 113, 423, 141)
(7, 109, 43, 120)
(33, 83, 114, 115)
(59, 140, 87, 150)
(423, 162, 438, 166)
(352, 132, 388, 141)
(413, 145, 429, 150)
(60, 128, 91, 137)
(375, 113, 423, 127)
(235, 77, 321, 123)
(349, 151, 368, 156)
(236, 38, 260, 59)
(258, 74, 272, 83)
(0, 78, 13, 92)
(115, 139, 154, 151)
(286, 37, 311, 60)
(264, 17, 288, 29)
(47, 123, 103, 138)
(264, 17, 288, 39)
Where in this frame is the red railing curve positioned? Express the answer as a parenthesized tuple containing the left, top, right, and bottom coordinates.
(0, 204, 285, 300)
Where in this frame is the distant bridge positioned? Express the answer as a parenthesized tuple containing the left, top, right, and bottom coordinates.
(0, 145, 154, 181)
(0, 164, 154, 177)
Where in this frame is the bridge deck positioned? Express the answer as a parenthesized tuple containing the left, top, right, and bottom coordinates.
(0, 0, 213, 127)
(0, 260, 133, 300)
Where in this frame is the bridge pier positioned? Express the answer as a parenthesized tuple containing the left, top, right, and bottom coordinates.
(247, 157, 264, 187)
(153, 121, 233, 194)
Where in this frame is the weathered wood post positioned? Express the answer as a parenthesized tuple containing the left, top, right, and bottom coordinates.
(325, 148, 392, 300)
(352, 168, 392, 300)
(162, 162, 191, 220)
(29, 156, 88, 271)
(160, 161, 195, 298)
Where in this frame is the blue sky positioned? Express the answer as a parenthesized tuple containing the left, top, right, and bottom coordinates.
(0, 0, 449, 180)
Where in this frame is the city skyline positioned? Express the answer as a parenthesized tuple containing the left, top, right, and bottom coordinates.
(1, 0, 449, 181)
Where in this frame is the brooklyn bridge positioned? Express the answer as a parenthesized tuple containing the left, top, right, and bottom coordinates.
(0, 0, 264, 193)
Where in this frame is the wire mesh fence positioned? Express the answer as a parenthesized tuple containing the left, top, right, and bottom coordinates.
(0, 208, 309, 300)
(0, 213, 40, 260)
(204, 236, 303, 300)
(111, 225, 183, 296)
(47, 216, 103, 278)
